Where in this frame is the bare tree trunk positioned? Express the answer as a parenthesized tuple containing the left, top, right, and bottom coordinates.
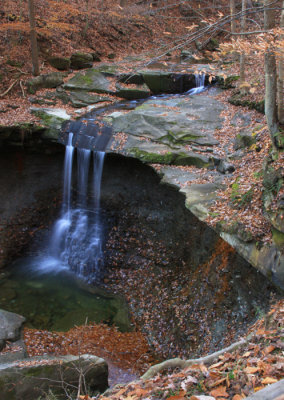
(277, 1, 284, 124)
(240, 0, 247, 83)
(28, 0, 40, 76)
(264, 0, 279, 147)
(230, 0, 236, 33)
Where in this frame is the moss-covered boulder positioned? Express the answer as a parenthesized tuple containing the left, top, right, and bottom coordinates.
(30, 108, 71, 141)
(70, 52, 93, 69)
(63, 69, 113, 93)
(0, 355, 108, 399)
(27, 72, 64, 94)
(234, 129, 257, 150)
(48, 56, 70, 71)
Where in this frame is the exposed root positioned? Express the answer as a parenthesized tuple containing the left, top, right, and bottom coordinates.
(141, 334, 253, 380)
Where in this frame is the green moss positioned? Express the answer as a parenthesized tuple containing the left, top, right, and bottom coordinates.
(272, 228, 284, 249)
(229, 93, 265, 113)
(128, 148, 175, 164)
(217, 75, 239, 89)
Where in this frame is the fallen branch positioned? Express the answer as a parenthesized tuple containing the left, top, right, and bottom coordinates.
(141, 334, 252, 380)
(0, 79, 19, 98)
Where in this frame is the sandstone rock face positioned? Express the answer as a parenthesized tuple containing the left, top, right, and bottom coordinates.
(0, 354, 108, 400)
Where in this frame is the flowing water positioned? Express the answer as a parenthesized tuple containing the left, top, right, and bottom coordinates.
(49, 135, 106, 280)
(186, 72, 206, 95)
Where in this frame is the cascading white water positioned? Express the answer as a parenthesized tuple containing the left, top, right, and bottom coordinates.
(47, 134, 105, 280)
(186, 72, 206, 95)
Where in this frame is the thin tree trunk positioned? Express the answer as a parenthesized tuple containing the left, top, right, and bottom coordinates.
(230, 0, 236, 33)
(28, 0, 40, 76)
(240, 0, 247, 83)
(264, 0, 279, 147)
(277, 1, 284, 124)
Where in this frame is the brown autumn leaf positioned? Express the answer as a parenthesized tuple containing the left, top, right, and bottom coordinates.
(167, 390, 186, 400)
(262, 345, 275, 355)
(232, 395, 245, 400)
(261, 377, 278, 384)
(244, 366, 260, 374)
(210, 385, 229, 398)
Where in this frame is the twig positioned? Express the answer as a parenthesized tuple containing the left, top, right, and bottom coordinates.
(0, 79, 19, 98)
(20, 80, 26, 98)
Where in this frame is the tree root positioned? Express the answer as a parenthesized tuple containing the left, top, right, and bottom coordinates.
(141, 334, 253, 380)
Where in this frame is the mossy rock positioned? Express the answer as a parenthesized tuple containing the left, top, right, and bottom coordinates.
(229, 92, 265, 113)
(272, 227, 284, 249)
(118, 73, 144, 85)
(234, 129, 256, 150)
(217, 75, 239, 89)
(70, 52, 93, 69)
(27, 72, 64, 94)
(63, 69, 113, 93)
(48, 56, 70, 71)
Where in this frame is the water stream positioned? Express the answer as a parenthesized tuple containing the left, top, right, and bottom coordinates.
(49, 136, 105, 280)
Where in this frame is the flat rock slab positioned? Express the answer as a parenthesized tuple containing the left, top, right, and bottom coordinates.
(108, 95, 222, 147)
(63, 69, 113, 93)
(0, 354, 108, 400)
(0, 310, 25, 351)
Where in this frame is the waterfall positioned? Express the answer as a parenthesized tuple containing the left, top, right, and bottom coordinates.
(48, 134, 105, 280)
(186, 72, 206, 95)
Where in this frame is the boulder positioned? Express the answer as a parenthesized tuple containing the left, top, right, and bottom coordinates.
(141, 71, 173, 94)
(115, 83, 151, 100)
(0, 309, 25, 351)
(69, 91, 111, 108)
(63, 69, 113, 93)
(27, 72, 64, 94)
(217, 160, 235, 174)
(70, 52, 93, 69)
(0, 354, 108, 400)
(234, 129, 256, 150)
(30, 108, 71, 141)
(48, 56, 70, 71)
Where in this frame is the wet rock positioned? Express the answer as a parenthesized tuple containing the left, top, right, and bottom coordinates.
(48, 56, 70, 71)
(0, 354, 108, 400)
(26, 72, 64, 94)
(70, 52, 93, 69)
(63, 69, 113, 93)
(0, 309, 25, 350)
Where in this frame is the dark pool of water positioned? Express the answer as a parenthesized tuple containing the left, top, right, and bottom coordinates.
(0, 256, 130, 332)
